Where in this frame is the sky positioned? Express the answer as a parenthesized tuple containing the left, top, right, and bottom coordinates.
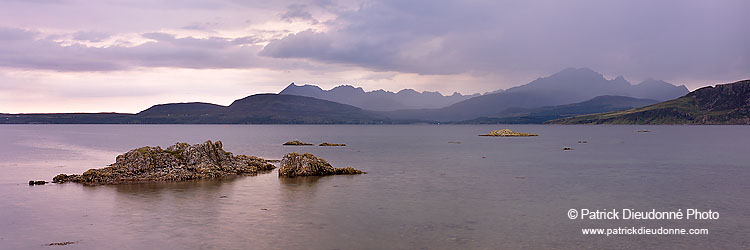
(0, 0, 748, 113)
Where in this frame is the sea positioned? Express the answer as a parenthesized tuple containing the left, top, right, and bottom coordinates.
(1, 124, 748, 249)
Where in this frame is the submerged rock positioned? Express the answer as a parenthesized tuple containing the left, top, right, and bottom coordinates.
(48, 241, 76, 246)
(28, 180, 47, 185)
(283, 140, 313, 146)
(53, 140, 275, 185)
(279, 152, 365, 177)
(479, 129, 538, 137)
(319, 142, 346, 147)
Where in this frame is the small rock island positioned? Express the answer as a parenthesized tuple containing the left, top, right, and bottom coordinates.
(53, 140, 275, 185)
(479, 129, 539, 137)
(319, 142, 346, 147)
(279, 152, 365, 177)
(283, 140, 314, 146)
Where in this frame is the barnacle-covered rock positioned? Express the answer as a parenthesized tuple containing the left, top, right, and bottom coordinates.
(53, 140, 275, 185)
(279, 152, 365, 177)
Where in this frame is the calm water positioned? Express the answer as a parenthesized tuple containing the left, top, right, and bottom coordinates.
(1, 125, 749, 249)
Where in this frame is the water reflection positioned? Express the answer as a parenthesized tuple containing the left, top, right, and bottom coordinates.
(278, 175, 323, 186)
(277, 176, 328, 202)
(3, 125, 750, 249)
(77, 176, 276, 249)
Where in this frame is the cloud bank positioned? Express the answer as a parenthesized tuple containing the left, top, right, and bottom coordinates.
(0, 0, 748, 113)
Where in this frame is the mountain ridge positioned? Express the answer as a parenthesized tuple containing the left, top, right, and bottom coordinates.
(381, 68, 689, 122)
(279, 83, 481, 111)
(1, 94, 395, 124)
(548, 79, 750, 124)
(0, 68, 708, 124)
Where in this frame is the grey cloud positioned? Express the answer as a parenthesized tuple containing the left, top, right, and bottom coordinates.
(0, 27, 38, 41)
(72, 31, 110, 42)
(227, 0, 339, 9)
(231, 36, 260, 45)
(142, 32, 176, 41)
(1, 0, 69, 4)
(260, 0, 750, 82)
(0, 27, 312, 71)
(181, 22, 221, 32)
(280, 4, 319, 24)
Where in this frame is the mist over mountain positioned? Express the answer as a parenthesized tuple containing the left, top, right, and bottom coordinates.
(279, 83, 480, 111)
(382, 68, 689, 122)
(504, 68, 689, 102)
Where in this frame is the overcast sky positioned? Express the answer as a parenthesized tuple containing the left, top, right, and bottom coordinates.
(0, 0, 748, 113)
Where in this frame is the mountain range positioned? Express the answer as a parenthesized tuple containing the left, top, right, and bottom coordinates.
(2, 68, 717, 125)
(279, 83, 480, 111)
(1, 94, 391, 124)
(381, 68, 688, 122)
(279, 68, 687, 114)
(548, 79, 750, 125)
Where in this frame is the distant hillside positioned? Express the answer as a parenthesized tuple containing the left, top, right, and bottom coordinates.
(457, 95, 659, 124)
(138, 102, 224, 116)
(0, 113, 134, 124)
(382, 68, 688, 122)
(548, 79, 750, 125)
(1, 94, 393, 124)
(219, 94, 390, 124)
(0, 68, 699, 124)
(279, 83, 480, 111)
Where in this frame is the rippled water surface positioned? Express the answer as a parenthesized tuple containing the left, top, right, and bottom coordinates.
(1, 125, 749, 249)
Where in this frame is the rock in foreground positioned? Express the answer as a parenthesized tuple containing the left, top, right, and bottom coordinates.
(53, 140, 275, 185)
(279, 152, 365, 177)
(479, 129, 538, 137)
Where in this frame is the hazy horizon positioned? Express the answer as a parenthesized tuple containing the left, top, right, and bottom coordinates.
(1, 0, 748, 113)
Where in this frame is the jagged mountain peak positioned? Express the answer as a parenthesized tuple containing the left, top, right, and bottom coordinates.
(279, 83, 478, 111)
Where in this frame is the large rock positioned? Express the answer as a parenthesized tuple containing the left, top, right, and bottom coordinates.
(278, 152, 365, 177)
(53, 140, 275, 185)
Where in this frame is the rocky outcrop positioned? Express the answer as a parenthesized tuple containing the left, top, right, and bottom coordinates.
(283, 140, 313, 146)
(278, 152, 365, 177)
(319, 142, 346, 146)
(53, 140, 275, 185)
(479, 129, 538, 137)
